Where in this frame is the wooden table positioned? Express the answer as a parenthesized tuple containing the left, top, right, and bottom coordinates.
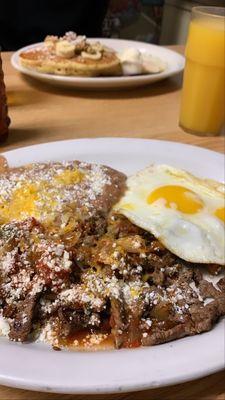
(0, 47, 224, 400)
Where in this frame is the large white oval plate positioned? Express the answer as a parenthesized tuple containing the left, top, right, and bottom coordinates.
(0, 138, 224, 394)
(11, 39, 184, 89)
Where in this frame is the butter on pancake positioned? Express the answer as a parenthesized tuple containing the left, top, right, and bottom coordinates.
(19, 32, 122, 77)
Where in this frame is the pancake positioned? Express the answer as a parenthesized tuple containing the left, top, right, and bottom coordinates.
(19, 33, 122, 77)
(20, 49, 121, 77)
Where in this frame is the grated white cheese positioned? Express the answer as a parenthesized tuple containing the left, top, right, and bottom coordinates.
(0, 315, 10, 337)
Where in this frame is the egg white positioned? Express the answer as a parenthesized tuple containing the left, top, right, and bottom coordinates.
(114, 165, 225, 265)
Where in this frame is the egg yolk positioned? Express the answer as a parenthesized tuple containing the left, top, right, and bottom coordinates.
(215, 207, 225, 223)
(147, 185, 203, 214)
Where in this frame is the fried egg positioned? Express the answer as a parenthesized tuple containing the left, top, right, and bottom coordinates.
(114, 164, 225, 265)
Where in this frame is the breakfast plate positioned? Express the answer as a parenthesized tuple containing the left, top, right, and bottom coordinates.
(11, 39, 185, 89)
(0, 138, 224, 394)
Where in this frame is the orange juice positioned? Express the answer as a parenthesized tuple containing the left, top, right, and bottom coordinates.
(180, 8, 225, 136)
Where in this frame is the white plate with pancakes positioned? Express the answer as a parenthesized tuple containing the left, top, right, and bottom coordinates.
(11, 39, 185, 89)
(0, 138, 224, 394)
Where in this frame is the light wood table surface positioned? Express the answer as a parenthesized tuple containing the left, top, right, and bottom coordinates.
(0, 46, 224, 400)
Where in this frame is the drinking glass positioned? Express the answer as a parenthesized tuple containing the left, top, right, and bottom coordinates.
(179, 7, 225, 136)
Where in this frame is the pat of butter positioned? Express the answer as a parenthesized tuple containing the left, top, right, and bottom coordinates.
(118, 48, 143, 75)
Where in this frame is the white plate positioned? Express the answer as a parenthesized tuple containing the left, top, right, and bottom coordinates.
(0, 138, 224, 394)
(11, 39, 185, 89)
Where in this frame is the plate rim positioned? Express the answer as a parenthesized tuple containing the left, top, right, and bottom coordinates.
(1, 137, 223, 162)
(0, 354, 223, 395)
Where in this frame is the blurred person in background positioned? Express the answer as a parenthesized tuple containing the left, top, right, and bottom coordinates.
(0, 0, 109, 50)
(103, 0, 164, 43)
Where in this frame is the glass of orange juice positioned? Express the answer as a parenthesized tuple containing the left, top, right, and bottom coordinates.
(179, 7, 225, 136)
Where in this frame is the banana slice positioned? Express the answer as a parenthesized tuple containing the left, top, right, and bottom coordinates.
(142, 54, 167, 73)
(56, 40, 75, 58)
(81, 51, 102, 60)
